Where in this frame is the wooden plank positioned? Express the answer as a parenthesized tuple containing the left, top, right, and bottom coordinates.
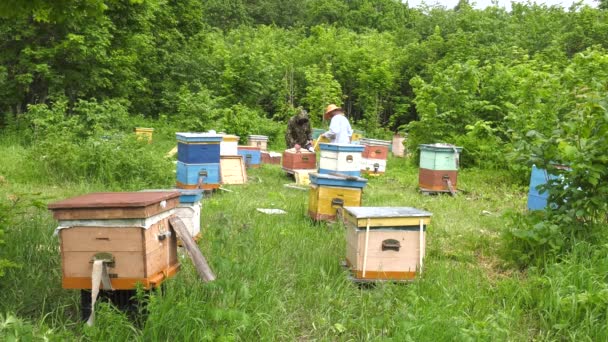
(220, 156, 247, 184)
(169, 217, 216, 282)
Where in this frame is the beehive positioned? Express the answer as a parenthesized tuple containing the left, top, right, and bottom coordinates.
(176, 133, 222, 191)
(418, 143, 463, 193)
(176, 161, 220, 190)
(237, 146, 262, 168)
(527, 165, 569, 211)
(319, 143, 364, 177)
(220, 135, 239, 156)
(175, 189, 203, 239)
(351, 130, 365, 143)
(392, 134, 406, 157)
(343, 207, 432, 281)
(282, 149, 316, 171)
(247, 135, 268, 151)
(361, 158, 386, 175)
(307, 173, 367, 221)
(261, 151, 282, 165)
(174, 202, 201, 239)
(177, 189, 204, 204)
(135, 127, 154, 143)
(176, 132, 222, 164)
(48, 191, 180, 290)
(360, 138, 391, 160)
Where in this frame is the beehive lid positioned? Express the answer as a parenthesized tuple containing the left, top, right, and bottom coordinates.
(284, 148, 315, 155)
(248, 135, 268, 141)
(309, 172, 368, 188)
(48, 191, 180, 220)
(222, 135, 240, 142)
(419, 143, 463, 152)
(319, 143, 365, 152)
(360, 138, 391, 146)
(176, 132, 223, 143)
(343, 206, 432, 228)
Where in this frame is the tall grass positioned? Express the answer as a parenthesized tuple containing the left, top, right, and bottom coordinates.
(0, 136, 605, 340)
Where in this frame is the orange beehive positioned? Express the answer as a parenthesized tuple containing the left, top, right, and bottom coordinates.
(48, 192, 180, 290)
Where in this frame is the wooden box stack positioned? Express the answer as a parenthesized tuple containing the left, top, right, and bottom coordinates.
(238, 146, 262, 168)
(247, 135, 268, 151)
(318, 143, 364, 177)
(282, 149, 316, 172)
(343, 207, 432, 281)
(176, 132, 223, 191)
(47, 191, 180, 290)
(418, 143, 463, 194)
(307, 173, 367, 221)
(360, 138, 391, 176)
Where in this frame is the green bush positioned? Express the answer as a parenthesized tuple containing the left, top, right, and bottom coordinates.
(32, 133, 174, 189)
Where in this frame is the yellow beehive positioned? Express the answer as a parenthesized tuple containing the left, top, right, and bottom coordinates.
(135, 127, 154, 143)
(307, 184, 362, 221)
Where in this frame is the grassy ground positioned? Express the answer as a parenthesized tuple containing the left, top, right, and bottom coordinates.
(0, 138, 547, 340)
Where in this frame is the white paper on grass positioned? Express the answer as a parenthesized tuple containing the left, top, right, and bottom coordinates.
(256, 208, 287, 215)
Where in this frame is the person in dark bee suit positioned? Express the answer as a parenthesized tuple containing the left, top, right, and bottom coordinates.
(285, 109, 314, 151)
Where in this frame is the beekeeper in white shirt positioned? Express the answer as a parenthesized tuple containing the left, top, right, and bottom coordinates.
(322, 104, 352, 144)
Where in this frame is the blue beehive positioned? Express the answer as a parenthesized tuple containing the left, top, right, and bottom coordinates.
(178, 189, 204, 204)
(309, 172, 368, 189)
(176, 133, 222, 164)
(176, 132, 222, 190)
(527, 165, 568, 210)
(237, 146, 262, 168)
(176, 162, 221, 190)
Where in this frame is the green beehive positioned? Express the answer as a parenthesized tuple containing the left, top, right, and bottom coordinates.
(419, 144, 462, 171)
(418, 143, 463, 194)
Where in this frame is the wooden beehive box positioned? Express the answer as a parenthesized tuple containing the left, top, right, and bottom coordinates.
(176, 132, 222, 164)
(237, 146, 262, 168)
(418, 143, 463, 193)
(343, 207, 432, 281)
(48, 192, 180, 290)
(220, 135, 239, 156)
(176, 161, 220, 190)
(282, 149, 316, 171)
(318, 143, 364, 177)
(307, 173, 367, 221)
(220, 155, 247, 184)
(135, 127, 154, 143)
(360, 138, 391, 160)
(261, 151, 282, 165)
(391, 134, 406, 157)
(361, 158, 387, 175)
(247, 135, 268, 151)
